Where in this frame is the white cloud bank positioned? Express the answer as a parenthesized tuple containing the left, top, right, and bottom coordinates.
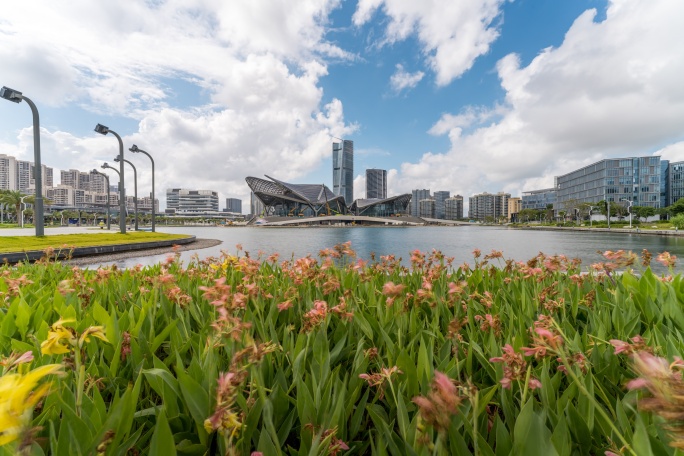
(389, 0, 684, 202)
(353, 0, 505, 86)
(0, 0, 356, 208)
(390, 64, 424, 93)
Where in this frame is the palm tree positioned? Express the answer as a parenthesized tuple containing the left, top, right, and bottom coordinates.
(0, 191, 34, 225)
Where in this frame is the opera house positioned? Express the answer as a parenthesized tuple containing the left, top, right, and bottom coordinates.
(245, 175, 411, 218)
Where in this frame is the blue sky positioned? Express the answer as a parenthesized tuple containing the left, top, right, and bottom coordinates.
(1, 0, 682, 212)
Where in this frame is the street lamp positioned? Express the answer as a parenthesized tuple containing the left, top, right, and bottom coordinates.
(574, 208, 580, 226)
(621, 198, 633, 229)
(589, 206, 597, 228)
(101, 163, 122, 230)
(1, 86, 45, 236)
(20, 195, 28, 228)
(95, 124, 126, 234)
(114, 156, 138, 230)
(92, 169, 110, 230)
(129, 145, 155, 232)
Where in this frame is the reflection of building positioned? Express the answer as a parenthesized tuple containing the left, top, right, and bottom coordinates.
(247, 175, 346, 217)
(225, 198, 242, 214)
(508, 197, 522, 222)
(468, 192, 510, 221)
(433, 191, 450, 219)
(555, 156, 663, 211)
(333, 140, 354, 205)
(411, 189, 430, 217)
(349, 194, 411, 217)
(522, 188, 556, 210)
(366, 169, 387, 199)
(445, 195, 463, 220)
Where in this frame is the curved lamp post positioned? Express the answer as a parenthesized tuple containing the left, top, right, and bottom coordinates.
(91, 169, 111, 230)
(1, 86, 45, 236)
(101, 163, 122, 231)
(129, 145, 155, 232)
(621, 198, 633, 229)
(95, 124, 126, 234)
(20, 195, 28, 228)
(114, 156, 138, 230)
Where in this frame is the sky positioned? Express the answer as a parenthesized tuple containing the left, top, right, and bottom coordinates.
(1, 0, 683, 213)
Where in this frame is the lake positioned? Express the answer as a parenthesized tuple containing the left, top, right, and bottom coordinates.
(101, 225, 684, 273)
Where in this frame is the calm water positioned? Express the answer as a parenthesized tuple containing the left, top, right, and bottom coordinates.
(101, 225, 684, 272)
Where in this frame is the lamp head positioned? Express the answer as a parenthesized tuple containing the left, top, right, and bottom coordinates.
(129, 144, 139, 153)
(0, 86, 22, 103)
(94, 123, 110, 135)
(102, 163, 110, 169)
(113, 156, 121, 162)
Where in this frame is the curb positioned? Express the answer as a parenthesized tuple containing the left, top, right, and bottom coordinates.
(0, 236, 196, 264)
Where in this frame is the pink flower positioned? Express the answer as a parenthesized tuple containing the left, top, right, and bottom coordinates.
(382, 282, 405, 297)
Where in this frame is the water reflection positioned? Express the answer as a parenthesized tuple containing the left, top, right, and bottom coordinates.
(92, 225, 684, 274)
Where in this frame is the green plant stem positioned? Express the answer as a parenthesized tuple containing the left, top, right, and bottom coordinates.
(75, 349, 85, 418)
(472, 389, 479, 456)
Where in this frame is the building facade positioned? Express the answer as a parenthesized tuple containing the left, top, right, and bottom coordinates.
(508, 197, 522, 222)
(419, 199, 435, 219)
(468, 192, 510, 221)
(433, 191, 450, 219)
(522, 188, 556, 210)
(366, 169, 387, 199)
(555, 156, 663, 211)
(444, 195, 464, 220)
(332, 140, 354, 205)
(165, 189, 219, 213)
(0, 154, 17, 190)
(411, 189, 431, 217)
(224, 198, 242, 214)
(668, 161, 684, 206)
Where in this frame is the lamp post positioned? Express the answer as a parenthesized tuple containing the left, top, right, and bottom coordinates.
(574, 208, 580, 226)
(101, 163, 121, 230)
(589, 206, 597, 228)
(1, 86, 45, 236)
(114, 156, 138, 230)
(129, 145, 155, 232)
(20, 195, 28, 228)
(621, 198, 633, 229)
(95, 124, 126, 234)
(92, 169, 111, 230)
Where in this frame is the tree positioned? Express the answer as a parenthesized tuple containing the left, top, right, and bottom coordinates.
(671, 214, 684, 230)
(670, 198, 684, 216)
(0, 191, 34, 224)
(632, 206, 656, 222)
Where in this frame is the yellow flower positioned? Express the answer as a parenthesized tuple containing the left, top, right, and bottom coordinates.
(78, 326, 109, 349)
(0, 364, 63, 446)
(40, 318, 76, 355)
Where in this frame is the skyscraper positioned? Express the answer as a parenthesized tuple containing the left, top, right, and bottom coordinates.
(332, 140, 353, 205)
(366, 168, 387, 199)
(433, 191, 450, 219)
(411, 189, 431, 217)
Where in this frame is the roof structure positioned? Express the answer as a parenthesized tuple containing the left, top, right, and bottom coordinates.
(246, 175, 347, 215)
(348, 194, 412, 215)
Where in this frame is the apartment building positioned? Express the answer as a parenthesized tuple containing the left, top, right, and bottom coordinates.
(444, 195, 464, 220)
(468, 192, 510, 221)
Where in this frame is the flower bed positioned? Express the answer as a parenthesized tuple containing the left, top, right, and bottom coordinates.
(0, 245, 682, 455)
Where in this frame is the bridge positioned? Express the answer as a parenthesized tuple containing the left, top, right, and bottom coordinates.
(248, 215, 471, 226)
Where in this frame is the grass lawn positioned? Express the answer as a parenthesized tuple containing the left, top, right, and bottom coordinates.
(0, 231, 191, 253)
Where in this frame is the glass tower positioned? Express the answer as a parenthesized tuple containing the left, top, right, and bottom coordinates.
(333, 140, 354, 205)
(366, 168, 387, 199)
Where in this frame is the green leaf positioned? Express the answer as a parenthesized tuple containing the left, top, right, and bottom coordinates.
(513, 400, 558, 456)
(149, 409, 177, 456)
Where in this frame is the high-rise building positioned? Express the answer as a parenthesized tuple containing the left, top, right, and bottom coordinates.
(0, 154, 17, 190)
(445, 195, 464, 220)
(332, 140, 353, 205)
(419, 199, 435, 218)
(411, 189, 431, 217)
(468, 192, 510, 221)
(555, 156, 662, 210)
(669, 161, 684, 206)
(433, 191, 450, 219)
(225, 198, 242, 213)
(16, 160, 31, 193)
(166, 188, 219, 212)
(366, 169, 387, 199)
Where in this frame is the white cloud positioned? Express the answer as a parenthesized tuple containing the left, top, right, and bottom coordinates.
(389, 64, 424, 93)
(0, 0, 356, 210)
(353, 0, 505, 86)
(390, 0, 684, 202)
